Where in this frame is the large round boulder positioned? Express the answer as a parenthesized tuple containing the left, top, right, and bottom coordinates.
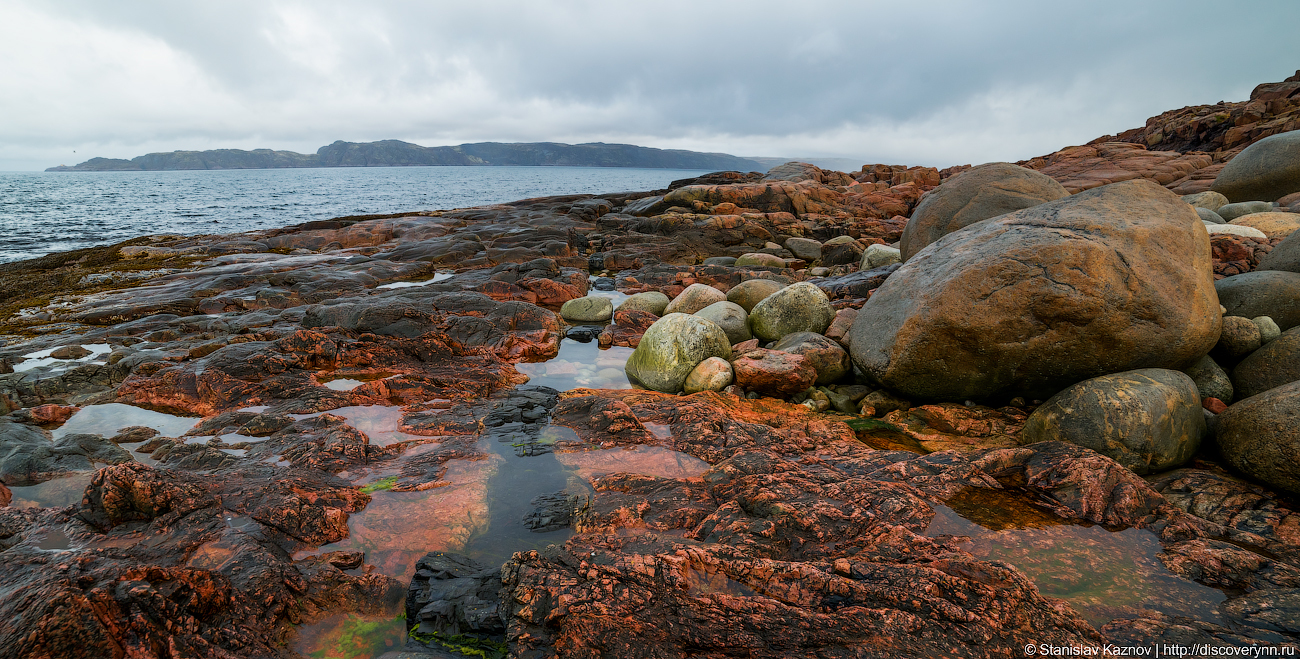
(1211, 130, 1300, 203)
(849, 179, 1222, 401)
(623, 313, 731, 393)
(770, 332, 850, 385)
(694, 301, 751, 345)
(1232, 327, 1300, 399)
(1216, 271, 1300, 331)
(560, 296, 613, 323)
(726, 279, 783, 312)
(1183, 191, 1229, 211)
(1257, 229, 1300, 273)
(748, 282, 836, 342)
(663, 284, 726, 316)
(734, 253, 786, 268)
(1020, 369, 1205, 474)
(616, 291, 670, 316)
(899, 162, 1069, 261)
(1216, 380, 1300, 494)
(684, 357, 733, 394)
(1216, 201, 1275, 222)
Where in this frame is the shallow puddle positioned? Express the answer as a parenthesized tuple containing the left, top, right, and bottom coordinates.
(294, 455, 500, 581)
(292, 612, 407, 659)
(38, 528, 72, 551)
(322, 378, 365, 391)
(8, 472, 94, 508)
(556, 446, 709, 481)
(13, 343, 112, 373)
(516, 340, 633, 391)
(54, 403, 200, 440)
(290, 406, 427, 447)
(376, 272, 454, 289)
(925, 496, 1226, 628)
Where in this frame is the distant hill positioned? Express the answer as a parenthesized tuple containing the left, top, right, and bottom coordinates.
(745, 156, 867, 172)
(46, 140, 765, 172)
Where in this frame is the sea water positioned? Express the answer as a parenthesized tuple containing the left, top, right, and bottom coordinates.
(0, 165, 711, 263)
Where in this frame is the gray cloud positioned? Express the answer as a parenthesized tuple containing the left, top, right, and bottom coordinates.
(2, 0, 1297, 170)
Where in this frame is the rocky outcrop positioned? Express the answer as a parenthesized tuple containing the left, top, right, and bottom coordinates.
(849, 180, 1221, 401)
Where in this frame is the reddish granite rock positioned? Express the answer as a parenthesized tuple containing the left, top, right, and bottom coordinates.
(731, 348, 816, 397)
(0, 482, 9, 507)
(1211, 233, 1277, 278)
(597, 308, 657, 348)
(27, 403, 80, 426)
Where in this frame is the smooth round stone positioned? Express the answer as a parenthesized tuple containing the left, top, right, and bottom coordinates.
(616, 291, 671, 316)
(726, 279, 783, 312)
(1216, 380, 1300, 494)
(1217, 271, 1300, 331)
(1183, 191, 1230, 211)
(1020, 368, 1205, 474)
(860, 244, 902, 269)
(683, 357, 733, 394)
(1205, 223, 1269, 240)
(663, 283, 726, 316)
(623, 313, 732, 393)
(560, 296, 613, 323)
(784, 237, 823, 261)
(1229, 212, 1300, 240)
(1255, 316, 1282, 344)
(1183, 354, 1233, 404)
(735, 252, 786, 268)
(1217, 201, 1276, 222)
(1211, 130, 1300, 203)
(1258, 230, 1300, 273)
(748, 282, 836, 342)
(702, 256, 737, 266)
(694, 301, 751, 345)
(822, 241, 863, 266)
(770, 331, 850, 385)
(823, 235, 858, 247)
(1195, 207, 1226, 224)
(1218, 316, 1263, 358)
(1232, 327, 1300, 399)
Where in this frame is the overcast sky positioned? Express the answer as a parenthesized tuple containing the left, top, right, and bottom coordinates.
(1, 0, 1297, 171)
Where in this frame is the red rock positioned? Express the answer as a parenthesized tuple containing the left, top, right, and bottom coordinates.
(1203, 397, 1229, 414)
(0, 482, 9, 507)
(28, 404, 80, 426)
(731, 348, 816, 396)
(597, 309, 657, 348)
(823, 307, 858, 347)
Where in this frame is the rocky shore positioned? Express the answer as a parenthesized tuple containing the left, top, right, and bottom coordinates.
(2, 72, 1300, 658)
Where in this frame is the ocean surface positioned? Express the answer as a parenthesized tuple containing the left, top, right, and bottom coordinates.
(0, 166, 712, 264)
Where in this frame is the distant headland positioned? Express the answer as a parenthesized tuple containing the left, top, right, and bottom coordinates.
(45, 140, 766, 172)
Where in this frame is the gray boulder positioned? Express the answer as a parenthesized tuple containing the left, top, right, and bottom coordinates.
(770, 332, 850, 385)
(748, 282, 836, 343)
(702, 256, 737, 266)
(899, 162, 1069, 261)
(694, 301, 751, 345)
(1020, 369, 1205, 474)
(663, 284, 726, 316)
(1216, 271, 1300, 331)
(624, 313, 732, 393)
(1232, 327, 1300, 399)
(1183, 355, 1234, 404)
(861, 244, 902, 269)
(734, 253, 786, 268)
(560, 296, 613, 323)
(1216, 379, 1300, 494)
(1211, 130, 1300, 203)
(1216, 201, 1276, 222)
(1256, 229, 1300, 273)
(1195, 207, 1226, 224)
(726, 279, 783, 312)
(850, 180, 1221, 401)
(616, 291, 671, 316)
(783, 237, 822, 261)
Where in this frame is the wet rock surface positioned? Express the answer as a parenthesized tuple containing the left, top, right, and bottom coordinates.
(3, 77, 1300, 657)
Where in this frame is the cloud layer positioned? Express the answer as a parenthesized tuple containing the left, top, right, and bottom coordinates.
(2, 0, 1297, 170)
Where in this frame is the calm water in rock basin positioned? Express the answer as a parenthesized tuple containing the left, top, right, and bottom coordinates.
(515, 340, 635, 391)
(925, 499, 1226, 628)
